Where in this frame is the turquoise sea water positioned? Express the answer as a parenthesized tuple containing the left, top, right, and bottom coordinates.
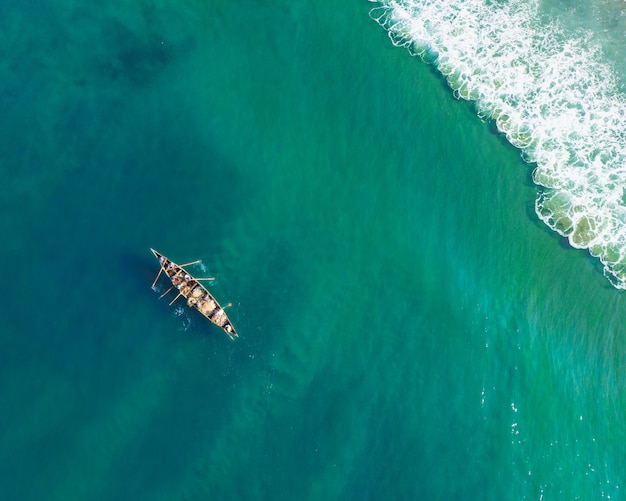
(2, 0, 626, 499)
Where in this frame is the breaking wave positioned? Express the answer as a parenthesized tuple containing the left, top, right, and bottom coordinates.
(369, 0, 626, 289)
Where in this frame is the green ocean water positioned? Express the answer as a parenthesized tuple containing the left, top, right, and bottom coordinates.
(2, 0, 626, 499)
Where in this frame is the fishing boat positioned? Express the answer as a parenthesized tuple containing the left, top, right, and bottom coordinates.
(150, 248, 238, 340)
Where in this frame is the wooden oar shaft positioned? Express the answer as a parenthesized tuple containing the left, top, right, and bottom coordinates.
(159, 286, 174, 299)
(180, 259, 202, 267)
(168, 292, 182, 306)
(196, 277, 215, 281)
(151, 268, 163, 288)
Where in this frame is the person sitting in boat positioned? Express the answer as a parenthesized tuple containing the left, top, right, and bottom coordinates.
(171, 274, 183, 286)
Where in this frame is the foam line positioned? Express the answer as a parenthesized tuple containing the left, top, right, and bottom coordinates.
(370, 0, 626, 289)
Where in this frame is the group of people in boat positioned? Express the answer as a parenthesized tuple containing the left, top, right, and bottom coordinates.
(158, 255, 232, 333)
(154, 250, 237, 338)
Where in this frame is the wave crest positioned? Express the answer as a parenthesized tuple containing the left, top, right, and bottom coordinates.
(370, 0, 626, 289)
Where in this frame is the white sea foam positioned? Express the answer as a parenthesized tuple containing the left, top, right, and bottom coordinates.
(370, 0, 626, 289)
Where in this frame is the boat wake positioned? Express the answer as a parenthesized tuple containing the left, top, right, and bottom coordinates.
(370, 0, 626, 289)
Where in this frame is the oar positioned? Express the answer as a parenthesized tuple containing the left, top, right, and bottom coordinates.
(196, 277, 215, 281)
(179, 259, 202, 267)
(159, 286, 174, 299)
(151, 268, 163, 289)
(169, 292, 183, 306)
(224, 302, 233, 309)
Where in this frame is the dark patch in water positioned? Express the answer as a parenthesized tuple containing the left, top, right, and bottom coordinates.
(98, 20, 177, 86)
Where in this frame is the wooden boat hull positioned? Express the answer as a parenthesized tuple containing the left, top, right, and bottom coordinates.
(150, 248, 238, 339)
